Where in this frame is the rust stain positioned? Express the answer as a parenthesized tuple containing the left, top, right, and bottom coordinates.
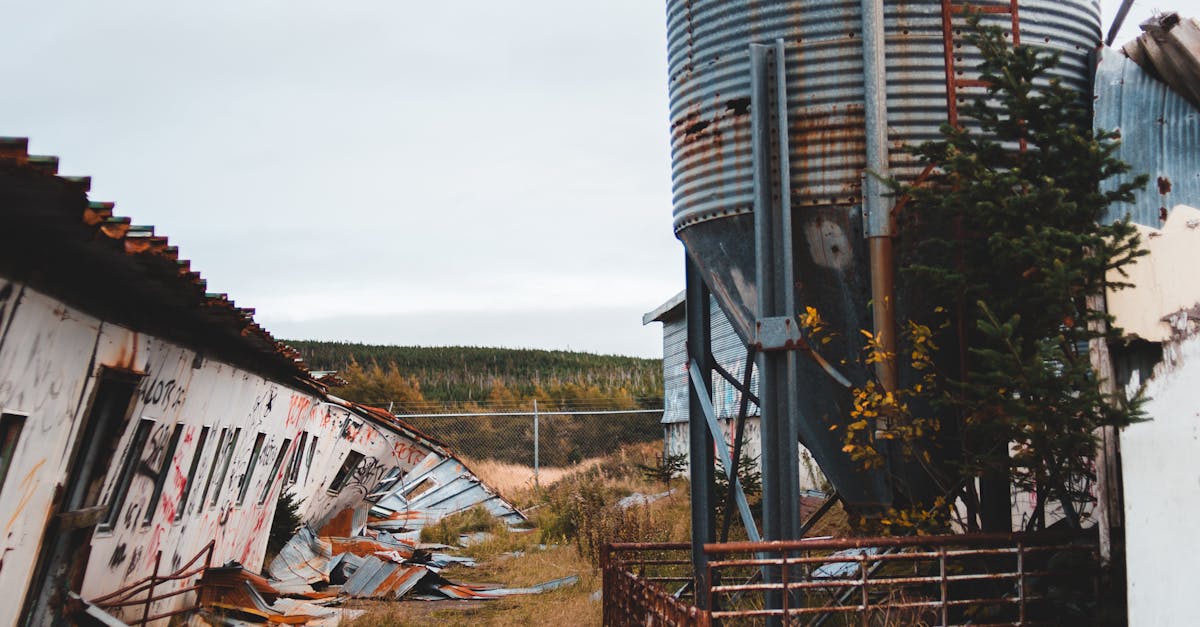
(1157, 176, 1173, 195)
(791, 103, 866, 204)
(6, 459, 46, 532)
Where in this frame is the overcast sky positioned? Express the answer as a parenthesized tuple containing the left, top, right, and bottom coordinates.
(0, 1, 1183, 358)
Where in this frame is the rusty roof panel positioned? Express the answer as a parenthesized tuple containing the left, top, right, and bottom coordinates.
(1096, 47, 1200, 228)
(268, 526, 333, 586)
(340, 556, 428, 599)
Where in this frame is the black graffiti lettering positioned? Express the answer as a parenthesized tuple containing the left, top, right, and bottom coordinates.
(139, 376, 186, 408)
(108, 543, 128, 568)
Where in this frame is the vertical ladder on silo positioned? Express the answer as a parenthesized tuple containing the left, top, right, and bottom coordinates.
(940, 0, 1023, 128)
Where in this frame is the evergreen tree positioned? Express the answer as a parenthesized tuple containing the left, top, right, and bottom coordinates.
(897, 18, 1147, 530)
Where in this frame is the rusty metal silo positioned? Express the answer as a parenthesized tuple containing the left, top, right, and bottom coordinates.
(666, 0, 1102, 522)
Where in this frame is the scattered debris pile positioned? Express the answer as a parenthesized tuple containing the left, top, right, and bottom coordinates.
(191, 510, 575, 626)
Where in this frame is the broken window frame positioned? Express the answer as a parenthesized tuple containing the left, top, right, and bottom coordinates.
(305, 435, 319, 480)
(259, 438, 292, 505)
(176, 425, 210, 522)
(142, 422, 185, 526)
(285, 431, 308, 486)
(327, 450, 364, 494)
(236, 432, 266, 506)
(100, 418, 156, 531)
(208, 427, 241, 508)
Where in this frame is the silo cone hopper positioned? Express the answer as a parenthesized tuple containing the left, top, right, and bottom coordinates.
(666, 0, 1103, 518)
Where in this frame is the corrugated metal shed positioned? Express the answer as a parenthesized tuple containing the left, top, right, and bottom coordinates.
(645, 293, 759, 426)
(1095, 48, 1200, 227)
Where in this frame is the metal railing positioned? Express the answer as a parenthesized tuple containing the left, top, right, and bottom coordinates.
(90, 540, 216, 625)
(602, 542, 706, 627)
(603, 531, 1099, 626)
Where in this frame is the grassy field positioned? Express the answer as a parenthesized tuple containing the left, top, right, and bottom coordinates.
(345, 442, 849, 626)
(344, 443, 690, 626)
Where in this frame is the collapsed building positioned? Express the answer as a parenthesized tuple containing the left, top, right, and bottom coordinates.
(0, 138, 523, 625)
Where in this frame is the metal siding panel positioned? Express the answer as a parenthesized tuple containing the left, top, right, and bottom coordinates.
(1096, 48, 1200, 227)
(710, 299, 759, 420)
(662, 318, 689, 424)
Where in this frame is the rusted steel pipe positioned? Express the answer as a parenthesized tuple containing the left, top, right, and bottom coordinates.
(862, 0, 899, 395)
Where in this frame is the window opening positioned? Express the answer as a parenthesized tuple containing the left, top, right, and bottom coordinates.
(209, 427, 241, 508)
(0, 413, 27, 499)
(368, 466, 402, 499)
(236, 432, 266, 505)
(72, 371, 141, 513)
(305, 436, 319, 479)
(286, 432, 308, 485)
(259, 438, 292, 505)
(177, 425, 210, 519)
(143, 422, 184, 526)
(102, 418, 155, 529)
(328, 450, 364, 493)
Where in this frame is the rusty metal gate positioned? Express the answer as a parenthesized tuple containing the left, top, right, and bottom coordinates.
(603, 531, 1099, 626)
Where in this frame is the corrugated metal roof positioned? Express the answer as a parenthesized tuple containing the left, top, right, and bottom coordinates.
(340, 556, 427, 599)
(643, 290, 686, 325)
(368, 452, 526, 532)
(1095, 49, 1200, 227)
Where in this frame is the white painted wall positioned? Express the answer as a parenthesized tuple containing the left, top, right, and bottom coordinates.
(1121, 334, 1200, 626)
(0, 280, 437, 625)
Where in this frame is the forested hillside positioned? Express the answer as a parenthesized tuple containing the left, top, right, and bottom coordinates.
(288, 341, 663, 408)
(285, 342, 665, 464)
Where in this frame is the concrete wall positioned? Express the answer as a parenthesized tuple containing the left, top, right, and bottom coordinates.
(0, 280, 434, 625)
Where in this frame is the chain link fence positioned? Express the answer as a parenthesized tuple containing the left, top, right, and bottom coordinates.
(396, 406, 664, 491)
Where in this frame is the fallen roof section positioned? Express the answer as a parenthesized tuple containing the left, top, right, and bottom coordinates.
(1121, 13, 1200, 111)
(1096, 47, 1200, 227)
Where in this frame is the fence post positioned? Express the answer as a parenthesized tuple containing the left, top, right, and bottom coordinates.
(533, 399, 539, 488)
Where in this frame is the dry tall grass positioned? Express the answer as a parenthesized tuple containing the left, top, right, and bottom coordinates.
(461, 456, 604, 498)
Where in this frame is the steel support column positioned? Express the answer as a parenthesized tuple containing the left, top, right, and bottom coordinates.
(686, 254, 717, 609)
(751, 40, 801, 623)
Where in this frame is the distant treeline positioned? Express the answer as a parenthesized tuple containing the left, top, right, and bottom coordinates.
(285, 341, 665, 464)
(288, 341, 663, 407)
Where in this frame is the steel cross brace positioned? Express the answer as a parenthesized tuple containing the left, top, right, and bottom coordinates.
(689, 359, 762, 543)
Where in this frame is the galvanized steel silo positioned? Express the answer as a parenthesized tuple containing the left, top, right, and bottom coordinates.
(666, 0, 1101, 508)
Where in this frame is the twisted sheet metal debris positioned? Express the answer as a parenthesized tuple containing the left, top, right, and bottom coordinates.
(368, 452, 527, 535)
(198, 518, 576, 624)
